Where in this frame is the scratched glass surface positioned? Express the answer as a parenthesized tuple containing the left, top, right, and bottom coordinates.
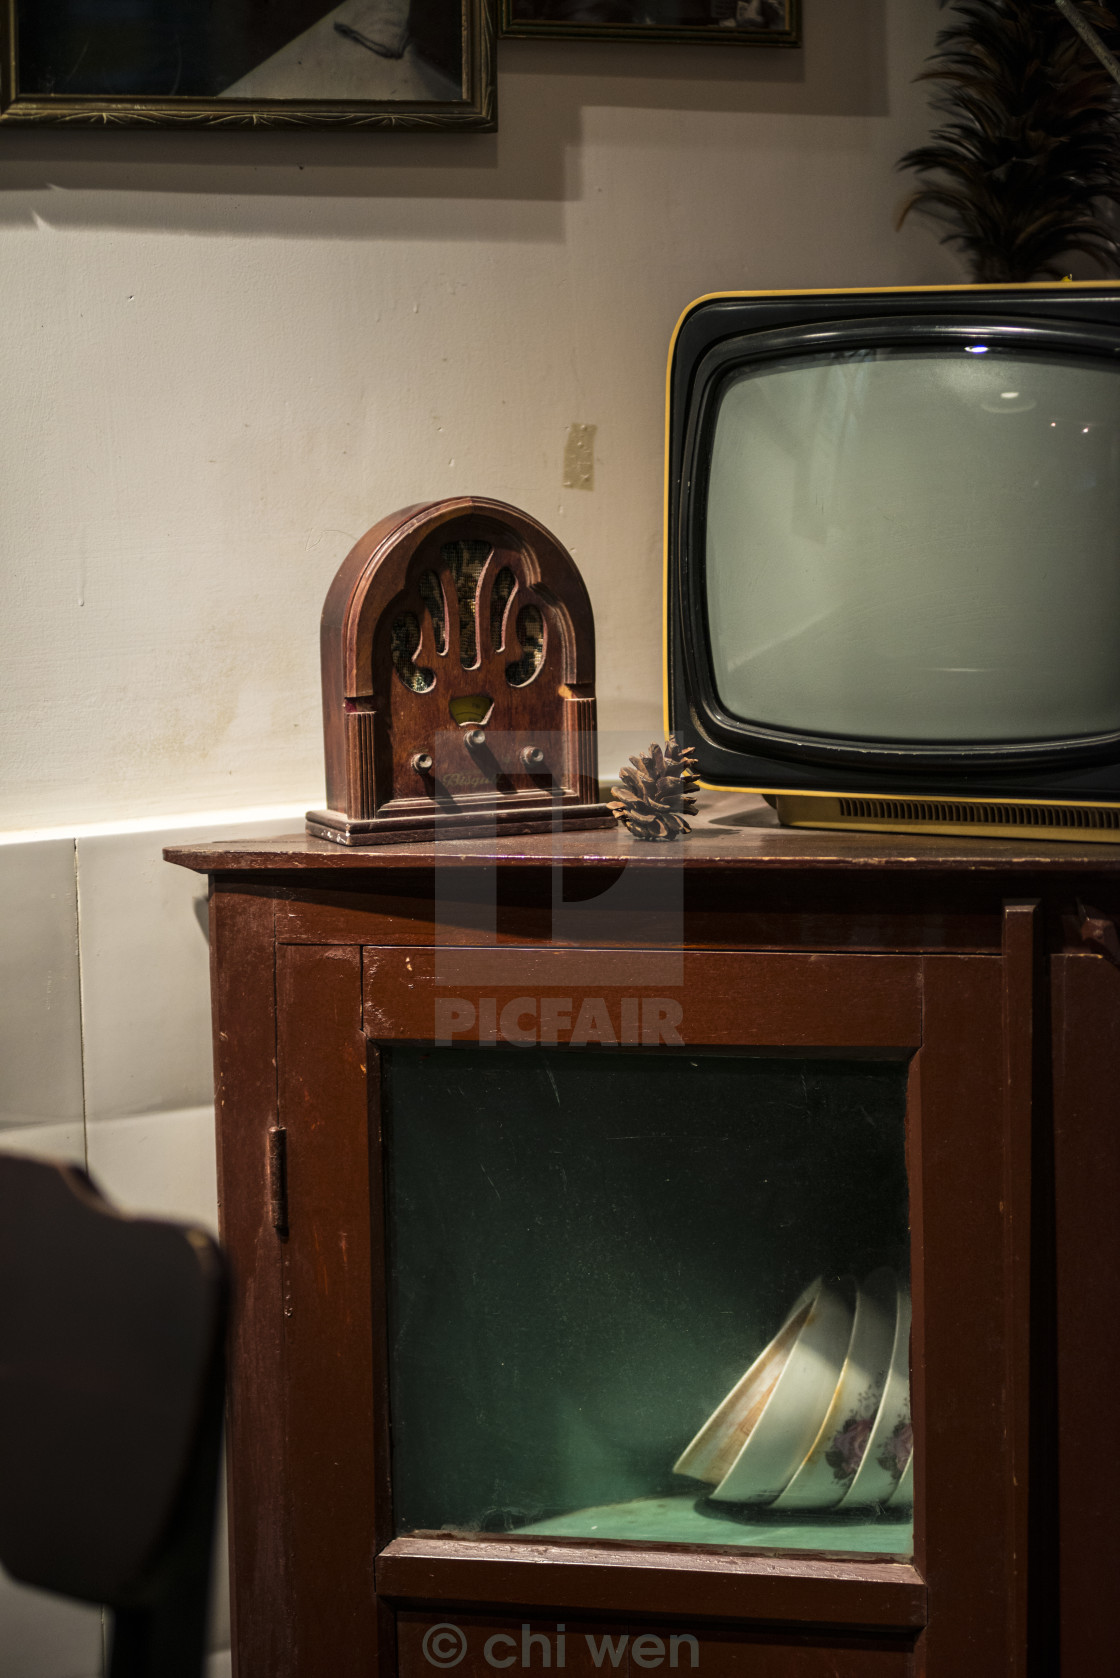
(385, 1048, 912, 1555)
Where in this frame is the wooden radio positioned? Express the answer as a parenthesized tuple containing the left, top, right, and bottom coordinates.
(307, 497, 614, 845)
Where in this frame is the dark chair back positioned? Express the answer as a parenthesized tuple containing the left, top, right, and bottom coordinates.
(0, 1152, 227, 1678)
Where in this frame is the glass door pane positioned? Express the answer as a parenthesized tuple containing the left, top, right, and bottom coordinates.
(385, 1047, 912, 1556)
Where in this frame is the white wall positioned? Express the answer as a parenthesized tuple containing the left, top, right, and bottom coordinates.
(0, 8, 961, 1674)
(0, 2, 959, 835)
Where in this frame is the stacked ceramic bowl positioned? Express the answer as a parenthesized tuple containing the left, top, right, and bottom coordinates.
(674, 1270, 912, 1510)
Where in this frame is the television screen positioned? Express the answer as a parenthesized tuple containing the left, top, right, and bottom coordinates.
(705, 344, 1120, 746)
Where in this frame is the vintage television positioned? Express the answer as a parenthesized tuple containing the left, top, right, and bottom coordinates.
(665, 282, 1120, 839)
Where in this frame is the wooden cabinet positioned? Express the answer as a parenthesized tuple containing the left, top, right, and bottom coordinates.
(167, 796, 1120, 1678)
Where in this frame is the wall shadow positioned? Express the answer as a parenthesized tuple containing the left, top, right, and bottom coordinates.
(0, 2, 888, 236)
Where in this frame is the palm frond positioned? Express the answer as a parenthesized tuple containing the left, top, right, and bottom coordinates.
(898, 1, 1120, 283)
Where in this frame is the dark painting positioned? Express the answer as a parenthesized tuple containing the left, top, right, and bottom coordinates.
(17, 0, 461, 97)
(2, 0, 494, 125)
(501, 0, 797, 44)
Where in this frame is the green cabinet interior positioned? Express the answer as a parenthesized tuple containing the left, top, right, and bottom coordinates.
(387, 1047, 909, 1553)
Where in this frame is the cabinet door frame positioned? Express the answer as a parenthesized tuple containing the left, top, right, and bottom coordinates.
(224, 908, 1038, 1678)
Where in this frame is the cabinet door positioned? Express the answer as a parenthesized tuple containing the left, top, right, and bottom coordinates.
(262, 918, 1036, 1678)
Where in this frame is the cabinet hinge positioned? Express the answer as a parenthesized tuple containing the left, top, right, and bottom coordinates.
(268, 1125, 289, 1238)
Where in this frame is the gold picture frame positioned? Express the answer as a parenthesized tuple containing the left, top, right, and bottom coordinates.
(499, 0, 798, 47)
(0, 0, 495, 129)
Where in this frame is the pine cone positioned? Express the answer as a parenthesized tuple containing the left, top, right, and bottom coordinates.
(610, 737, 701, 841)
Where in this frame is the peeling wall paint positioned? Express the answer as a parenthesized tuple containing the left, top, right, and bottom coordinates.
(563, 424, 597, 492)
(0, 7, 959, 832)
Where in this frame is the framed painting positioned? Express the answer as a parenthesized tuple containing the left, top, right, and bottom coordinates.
(0, 0, 495, 128)
(499, 0, 798, 46)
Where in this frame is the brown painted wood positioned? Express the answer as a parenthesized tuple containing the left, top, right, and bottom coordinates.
(364, 1038, 396, 1562)
(166, 792, 1120, 874)
(169, 808, 1120, 1678)
(1052, 949, 1120, 1676)
(378, 1541, 925, 1629)
(310, 498, 611, 843)
(208, 885, 289, 1678)
(276, 943, 386, 1678)
(395, 1611, 917, 1678)
(361, 948, 923, 1048)
(909, 953, 1031, 1677)
(998, 905, 1038, 1678)
(270, 874, 1002, 955)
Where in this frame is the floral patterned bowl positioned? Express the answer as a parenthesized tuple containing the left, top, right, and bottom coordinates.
(773, 1266, 897, 1510)
(673, 1275, 856, 1506)
(837, 1276, 912, 1509)
(886, 1445, 914, 1508)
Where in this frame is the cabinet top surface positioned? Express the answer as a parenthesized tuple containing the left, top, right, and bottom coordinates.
(164, 792, 1120, 875)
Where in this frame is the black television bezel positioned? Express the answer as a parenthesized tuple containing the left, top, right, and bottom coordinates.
(666, 284, 1120, 802)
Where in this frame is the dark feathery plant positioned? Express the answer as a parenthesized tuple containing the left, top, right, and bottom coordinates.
(899, 1, 1120, 282)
